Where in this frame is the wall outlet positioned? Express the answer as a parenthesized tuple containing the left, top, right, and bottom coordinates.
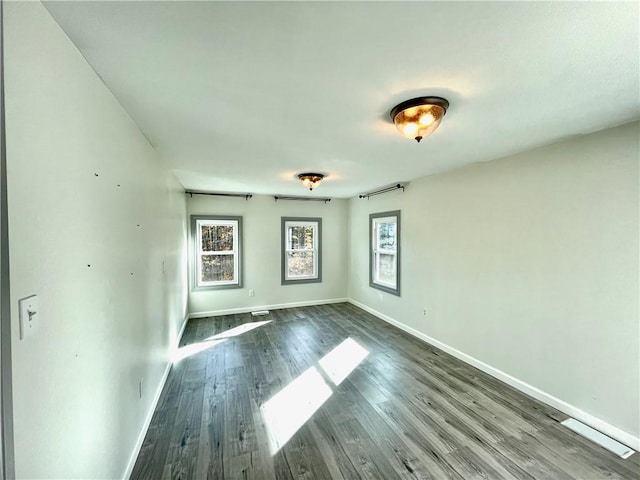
(249, 289, 255, 297)
(139, 378, 143, 399)
(422, 308, 427, 316)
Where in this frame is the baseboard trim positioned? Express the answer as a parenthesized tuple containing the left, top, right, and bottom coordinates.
(189, 298, 349, 319)
(122, 313, 189, 479)
(347, 299, 640, 452)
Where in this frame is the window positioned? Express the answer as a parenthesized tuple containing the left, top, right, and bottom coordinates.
(191, 215, 242, 290)
(281, 217, 322, 284)
(370, 211, 400, 296)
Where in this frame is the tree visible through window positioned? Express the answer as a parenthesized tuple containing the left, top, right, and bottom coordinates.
(191, 215, 242, 289)
(200, 223, 235, 282)
(282, 217, 322, 284)
(370, 211, 400, 296)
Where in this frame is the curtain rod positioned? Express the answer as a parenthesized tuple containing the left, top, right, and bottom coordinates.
(358, 183, 405, 199)
(186, 191, 252, 200)
(274, 195, 331, 204)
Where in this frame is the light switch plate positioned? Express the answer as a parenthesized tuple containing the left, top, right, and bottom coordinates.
(19, 295, 38, 340)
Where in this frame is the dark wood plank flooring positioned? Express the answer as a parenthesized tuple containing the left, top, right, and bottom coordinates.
(131, 303, 639, 479)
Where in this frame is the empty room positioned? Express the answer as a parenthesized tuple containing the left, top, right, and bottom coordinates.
(0, 1, 638, 479)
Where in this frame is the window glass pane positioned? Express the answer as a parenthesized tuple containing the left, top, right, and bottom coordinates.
(377, 253, 396, 286)
(288, 225, 314, 250)
(201, 225, 234, 252)
(201, 254, 234, 282)
(287, 251, 315, 277)
(378, 222, 397, 251)
(369, 212, 399, 295)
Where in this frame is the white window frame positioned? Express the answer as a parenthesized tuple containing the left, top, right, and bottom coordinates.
(282, 217, 322, 284)
(370, 211, 400, 296)
(191, 215, 242, 290)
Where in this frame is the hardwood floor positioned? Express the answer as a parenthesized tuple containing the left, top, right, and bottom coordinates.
(131, 303, 639, 479)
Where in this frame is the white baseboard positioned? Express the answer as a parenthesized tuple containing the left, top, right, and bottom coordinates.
(189, 297, 349, 319)
(347, 299, 640, 452)
(122, 313, 190, 480)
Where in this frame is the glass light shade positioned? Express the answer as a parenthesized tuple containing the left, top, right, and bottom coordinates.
(390, 97, 449, 142)
(298, 173, 324, 191)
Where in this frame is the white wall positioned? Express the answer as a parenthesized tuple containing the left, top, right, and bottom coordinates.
(3, 3, 638, 475)
(188, 194, 348, 315)
(4, 3, 188, 478)
(349, 121, 640, 445)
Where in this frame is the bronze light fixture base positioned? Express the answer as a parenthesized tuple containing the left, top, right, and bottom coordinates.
(297, 173, 325, 191)
(390, 96, 449, 142)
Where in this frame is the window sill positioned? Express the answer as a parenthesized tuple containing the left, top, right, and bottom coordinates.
(281, 277, 322, 285)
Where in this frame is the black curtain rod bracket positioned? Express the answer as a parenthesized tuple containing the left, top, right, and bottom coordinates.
(186, 191, 252, 200)
(358, 183, 405, 199)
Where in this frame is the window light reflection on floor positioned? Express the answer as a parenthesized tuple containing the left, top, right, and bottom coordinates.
(172, 320, 272, 362)
(318, 337, 369, 386)
(172, 338, 228, 362)
(261, 337, 369, 454)
(209, 320, 272, 340)
(261, 366, 332, 454)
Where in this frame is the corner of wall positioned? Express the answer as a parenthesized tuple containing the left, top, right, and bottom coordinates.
(348, 294, 640, 452)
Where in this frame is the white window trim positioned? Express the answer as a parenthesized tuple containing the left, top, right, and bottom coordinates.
(284, 220, 318, 281)
(195, 217, 240, 288)
(370, 211, 400, 296)
(282, 217, 322, 285)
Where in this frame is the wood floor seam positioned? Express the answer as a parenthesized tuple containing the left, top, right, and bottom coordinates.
(131, 303, 639, 480)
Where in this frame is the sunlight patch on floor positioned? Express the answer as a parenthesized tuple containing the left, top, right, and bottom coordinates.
(172, 338, 228, 362)
(261, 337, 369, 454)
(261, 366, 332, 454)
(319, 337, 369, 386)
(173, 320, 272, 363)
(206, 320, 272, 341)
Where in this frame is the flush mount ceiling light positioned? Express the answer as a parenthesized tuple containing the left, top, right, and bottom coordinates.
(390, 96, 449, 143)
(298, 173, 324, 191)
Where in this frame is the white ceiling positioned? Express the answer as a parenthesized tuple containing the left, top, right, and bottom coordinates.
(44, 1, 639, 198)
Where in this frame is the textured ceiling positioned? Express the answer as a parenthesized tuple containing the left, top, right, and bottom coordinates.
(44, 1, 640, 198)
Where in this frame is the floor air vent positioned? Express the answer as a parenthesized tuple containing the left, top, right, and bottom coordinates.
(561, 418, 635, 459)
(251, 310, 270, 316)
